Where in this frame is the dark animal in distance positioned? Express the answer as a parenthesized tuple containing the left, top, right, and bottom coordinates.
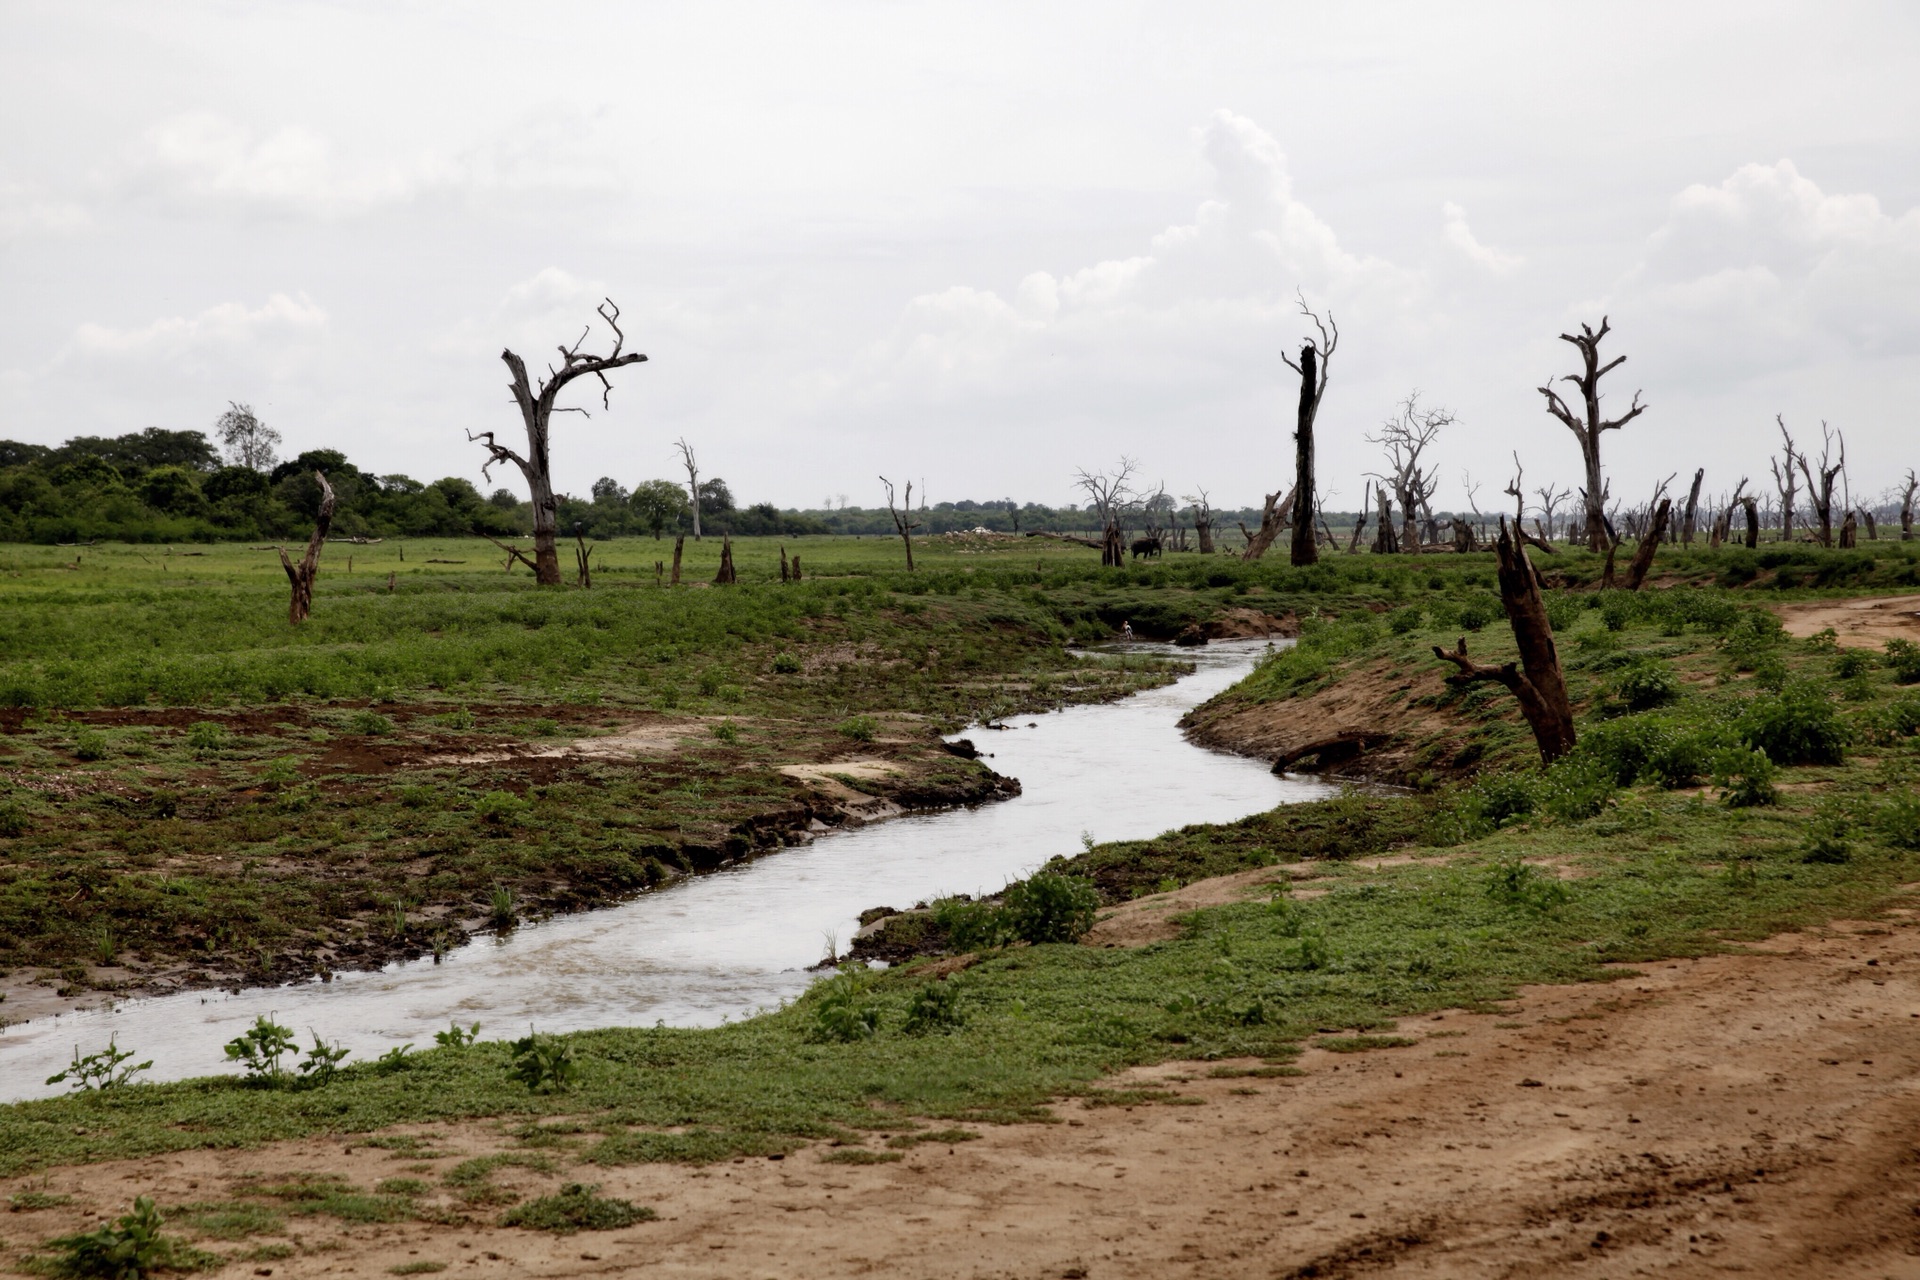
(1129, 536, 1163, 560)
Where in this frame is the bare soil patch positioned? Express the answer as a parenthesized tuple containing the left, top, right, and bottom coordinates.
(14, 910, 1920, 1277)
(1773, 593, 1920, 648)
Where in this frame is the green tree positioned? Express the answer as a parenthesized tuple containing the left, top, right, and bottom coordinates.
(630, 478, 688, 538)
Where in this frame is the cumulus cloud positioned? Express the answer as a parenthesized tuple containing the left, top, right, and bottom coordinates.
(0, 178, 89, 242)
(1623, 160, 1920, 372)
(836, 109, 1425, 427)
(62, 293, 329, 381)
(1441, 202, 1522, 274)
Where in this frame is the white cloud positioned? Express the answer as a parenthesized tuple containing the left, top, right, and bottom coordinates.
(62, 293, 329, 380)
(1442, 202, 1522, 274)
(0, 178, 88, 242)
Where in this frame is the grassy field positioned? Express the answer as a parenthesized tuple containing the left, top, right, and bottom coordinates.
(4, 534, 1920, 1247)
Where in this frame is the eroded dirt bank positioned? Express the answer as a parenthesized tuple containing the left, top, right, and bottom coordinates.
(12, 904, 1920, 1278)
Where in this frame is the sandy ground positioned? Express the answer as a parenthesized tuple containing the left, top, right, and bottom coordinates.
(1774, 594, 1920, 648)
(12, 897, 1920, 1279)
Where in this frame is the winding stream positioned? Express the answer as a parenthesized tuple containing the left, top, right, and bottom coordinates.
(2, 640, 1332, 1101)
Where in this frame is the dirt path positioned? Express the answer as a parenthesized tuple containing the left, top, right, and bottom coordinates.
(12, 905, 1920, 1278)
(1774, 593, 1920, 648)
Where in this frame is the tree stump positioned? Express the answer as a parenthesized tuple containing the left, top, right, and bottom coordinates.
(277, 471, 336, 625)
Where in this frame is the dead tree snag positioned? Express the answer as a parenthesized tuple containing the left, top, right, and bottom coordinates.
(472, 299, 646, 585)
(1901, 470, 1917, 541)
(674, 438, 702, 540)
(1369, 392, 1448, 555)
(1795, 420, 1846, 547)
(1680, 468, 1704, 546)
(1430, 518, 1576, 763)
(880, 476, 921, 570)
(1622, 497, 1672, 591)
(1238, 485, 1295, 561)
(277, 470, 335, 625)
(1281, 296, 1337, 568)
(1074, 459, 1135, 567)
(1537, 317, 1646, 551)
(713, 535, 737, 584)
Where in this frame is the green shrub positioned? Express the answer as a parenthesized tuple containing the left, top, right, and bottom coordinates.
(1386, 606, 1423, 635)
(1887, 638, 1920, 684)
(1610, 657, 1681, 711)
(184, 720, 227, 753)
(1833, 649, 1876, 679)
(509, 1029, 578, 1093)
(0, 798, 29, 837)
(771, 651, 802, 674)
(40, 1196, 213, 1279)
(1534, 757, 1614, 822)
(223, 1016, 297, 1087)
(1454, 594, 1500, 632)
(45, 1037, 152, 1092)
(902, 980, 967, 1035)
(348, 710, 394, 735)
(296, 1033, 352, 1088)
(1543, 593, 1582, 633)
(489, 885, 517, 931)
(433, 1020, 482, 1049)
(260, 755, 301, 789)
(1802, 820, 1852, 864)
(1483, 857, 1570, 912)
(1713, 747, 1778, 808)
(930, 897, 1012, 951)
(73, 728, 110, 761)
(710, 720, 740, 744)
(474, 790, 530, 826)
(502, 1183, 653, 1233)
(1738, 683, 1847, 766)
(1599, 594, 1635, 632)
(808, 977, 881, 1043)
(836, 715, 878, 743)
(1470, 774, 1535, 827)
(1001, 871, 1099, 944)
(1876, 797, 1920, 850)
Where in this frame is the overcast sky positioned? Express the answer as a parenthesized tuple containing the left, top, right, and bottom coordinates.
(3, 2, 1918, 513)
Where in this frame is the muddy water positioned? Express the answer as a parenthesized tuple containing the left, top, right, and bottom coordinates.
(3, 640, 1332, 1100)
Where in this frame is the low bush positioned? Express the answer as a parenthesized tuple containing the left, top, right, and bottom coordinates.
(836, 715, 878, 743)
(1610, 657, 1682, 711)
(45, 1037, 152, 1092)
(1738, 682, 1847, 766)
(1876, 796, 1920, 850)
(1713, 746, 1778, 808)
(901, 980, 967, 1035)
(807, 975, 881, 1043)
(1887, 638, 1920, 685)
(39, 1196, 214, 1279)
(73, 728, 110, 761)
(474, 789, 530, 826)
(502, 1183, 653, 1233)
(509, 1029, 578, 1093)
(1001, 871, 1099, 944)
(1483, 857, 1570, 912)
(929, 897, 1011, 951)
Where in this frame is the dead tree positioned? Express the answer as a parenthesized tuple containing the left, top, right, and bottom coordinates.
(713, 535, 737, 584)
(779, 545, 790, 582)
(1901, 470, 1917, 540)
(880, 476, 922, 570)
(1281, 296, 1337, 567)
(1838, 511, 1858, 549)
(1074, 459, 1136, 567)
(573, 523, 593, 588)
(1371, 485, 1398, 553)
(1504, 453, 1556, 555)
(1239, 485, 1295, 561)
(1623, 497, 1672, 591)
(1795, 421, 1846, 547)
(1709, 478, 1748, 548)
(1184, 489, 1216, 554)
(1538, 317, 1647, 551)
(1770, 416, 1800, 544)
(1345, 507, 1369, 554)
(1534, 482, 1569, 543)
(1368, 392, 1448, 555)
(1679, 468, 1704, 546)
(674, 438, 703, 541)
(1431, 518, 1576, 762)
(670, 534, 684, 586)
(1740, 495, 1759, 548)
(277, 471, 335, 624)
(471, 299, 646, 585)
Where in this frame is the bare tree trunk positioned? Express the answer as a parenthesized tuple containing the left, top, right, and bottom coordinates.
(1450, 518, 1476, 553)
(1372, 486, 1398, 553)
(1839, 510, 1857, 549)
(670, 534, 684, 586)
(1861, 508, 1878, 541)
(1622, 497, 1672, 591)
(277, 471, 335, 625)
(1901, 470, 1917, 540)
(1239, 485, 1295, 561)
(791, 555, 802, 580)
(1289, 343, 1320, 567)
(1431, 519, 1576, 763)
(1196, 517, 1214, 555)
(675, 438, 703, 541)
(1346, 510, 1368, 554)
(1741, 498, 1759, 548)
(1680, 468, 1704, 546)
(713, 535, 737, 584)
(779, 545, 790, 582)
(472, 300, 645, 585)
(881, 476, 919, 569)
(1538, 318, 1646, 551)
(574, 528, 592, 588)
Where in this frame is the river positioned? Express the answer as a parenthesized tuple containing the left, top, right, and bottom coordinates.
(2, 639, 1332, 1101)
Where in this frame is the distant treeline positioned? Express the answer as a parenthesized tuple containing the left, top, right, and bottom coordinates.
(0, 427, 1307, 546)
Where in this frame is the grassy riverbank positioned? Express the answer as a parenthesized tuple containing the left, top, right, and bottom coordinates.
(5, 539, 1920, 1231)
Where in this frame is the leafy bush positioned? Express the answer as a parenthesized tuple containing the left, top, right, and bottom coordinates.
(0, 798, 29, 837)
(770, 651, 802, 674)
(433, 1020, 482, 1049)
(1721, 610, 1787, 668)
(73, 728, 109, 761)
(1470, 774, 1536, 827)
(1887, 638, 1920, 684)
(40, 1196, 213, 1279)
(808, 977, 881, 1043)
(1454, 593, 1501, 632)
(347, 710, 393, 735)
(45, 1037, 152, 1092)
(1483, 857, 1570, 912)
(1833, 648, 1876, 679)
(1599, 594, 1635, 632)
(184, 720, 227, 753)
(474, 789, 530, 826)
(710, 720, 740, 744)
(1001, 871, 1099, 944)
(489, 885, 517, 930)
(1713, 747, 1778, 808)
(1543, 592, 1582, 634)
(260, 755, 301, 789)
(1386, 606, 1423, 635)
(1802, 820, 1852, 864)
(297, 1033, 352, 1087)
(509, 1029, 578, 1093)
(1610, 658, 1681, 711)
(1534, 757, 1615, 822)
(930, 897, 1012, 951)
(1873, 796, 1920, 850)
(902, 980, 966, 1035)
(836, 715, 878, 742)
(1738, 683, 1847, 766)
(224, 1016, 297, 1087)
(502, 1183, 653, 1233)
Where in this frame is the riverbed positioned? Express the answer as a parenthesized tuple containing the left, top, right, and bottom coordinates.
(2, 640, 1333, 1100)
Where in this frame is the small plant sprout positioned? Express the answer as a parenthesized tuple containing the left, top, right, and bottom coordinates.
(1080, 830, 1097, 853)
(224, 1014, 298, 1087)
(44, 1196, 212, 1278)
(297, 1031, 352, 1087)
(509, 1026, 579, 1093)
(46, 1036, 153, 1091)
(490, 884, 518, 931)
(434, 1020, 482, 1049)
(711, 719, 740, 744)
